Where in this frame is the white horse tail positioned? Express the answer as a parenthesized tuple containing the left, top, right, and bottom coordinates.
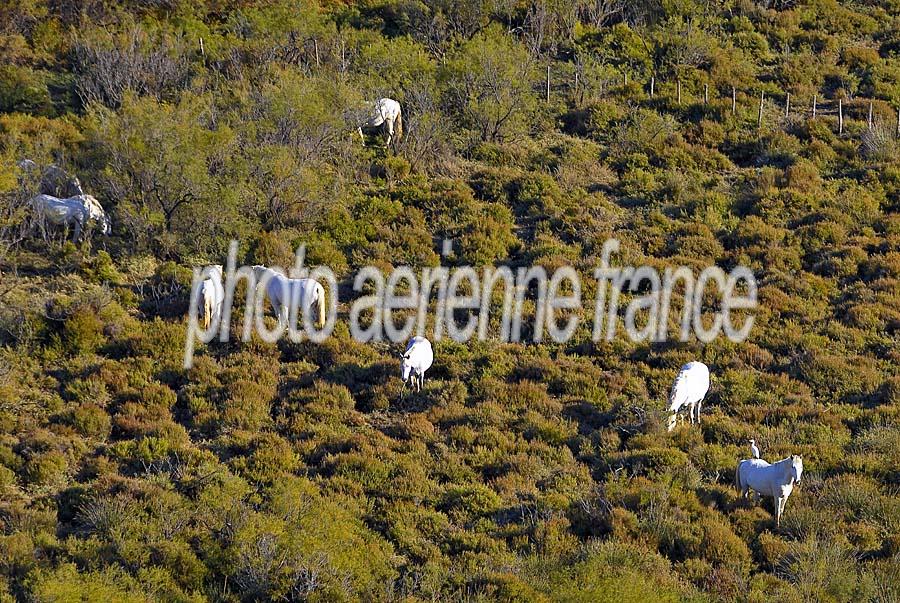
(394, 111, 403, 143)
(735, 460, 743, 493)
(316, 282, 326, 327)
(203, 289, 213, 330)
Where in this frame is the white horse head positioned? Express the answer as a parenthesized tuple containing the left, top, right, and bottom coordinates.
(400, 353, 413, 383)
(250, 265, 274, 281)
(82, 195, 111, 235)
(790, 454, 803, 485)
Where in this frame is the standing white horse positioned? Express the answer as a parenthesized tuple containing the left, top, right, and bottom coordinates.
(31, 194, 110, 240)
(251, 266, 326, 328)
(401, 336, 433, 393)
(667, 361, 710, 431)
(735, 455, 804, 526)
(198, 265, 225, 330)
(358, 98, 403, 147)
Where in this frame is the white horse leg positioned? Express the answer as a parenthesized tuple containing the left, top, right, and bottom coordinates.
(775, 496, 783, 526)
(695, 400, 702, 424)
(358, 127, 365, 145)
(385, 119, 394, 147)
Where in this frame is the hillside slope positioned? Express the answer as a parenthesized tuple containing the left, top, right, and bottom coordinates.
(1, 1, 899, 601)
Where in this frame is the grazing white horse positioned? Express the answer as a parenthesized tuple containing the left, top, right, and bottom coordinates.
(358, 98, 403, 147)
(401, 336, 433, 392)
(667, 361, 710, 431)
(250, 266, 326, 328)
(735, 455, 803, 526)
(198, 265, 225, 330)
(30, 194, 110, 240)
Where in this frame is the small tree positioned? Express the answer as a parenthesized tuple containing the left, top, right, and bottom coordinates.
(440, 25, 538, 143)
(85, 92, 238, 255)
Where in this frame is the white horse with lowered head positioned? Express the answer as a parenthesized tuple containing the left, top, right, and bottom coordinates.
(667, 361, 710, 431)
(358, 98, 403, 147)
(31, 193, 110, 241)
(735, 454, 803, 526)
(250, 265, 326, 328)
(401, 336, 433, 393)
(196, 265, 225, 331)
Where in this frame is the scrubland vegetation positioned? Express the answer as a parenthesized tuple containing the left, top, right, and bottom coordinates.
(1, 0, 900, 600)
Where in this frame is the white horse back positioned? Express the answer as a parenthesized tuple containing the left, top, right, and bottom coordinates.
(32, 193, 107, 224)
(740, 458, 791, 497)
(263, 273, 319, 309)
(32, 194, 82, 224)
(405, 336, 433, 371)
(377, 97, 400, 115)
(668, 361, 710, 410)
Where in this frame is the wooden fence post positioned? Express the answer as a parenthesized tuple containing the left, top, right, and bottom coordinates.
(868, 100, 873, 129)
(677, 80, 682, 104)
(785, 93, 790, 117)
(758, 91, 764, 128)
(812, 94, 816, 119)
(650, 76, 655, 98)
(314, 39, 320, 67)
(199, 37, 204, 56)
(704, 84, 709, 105)
(732, 86, 736, 113)
(838, 99, 843, 134)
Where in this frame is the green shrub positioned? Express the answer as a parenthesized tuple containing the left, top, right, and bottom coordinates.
(70, 404, 112, 438)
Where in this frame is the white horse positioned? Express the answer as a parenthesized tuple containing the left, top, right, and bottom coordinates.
(198, 265, 225, 330)
(400, 336, 433, 393)
(250, 266, 326, 328)
(667, 361, 710, 431)
(358, 98, 403, 147)
(735, 455, 803, 526)
(30, 193, 110, 240)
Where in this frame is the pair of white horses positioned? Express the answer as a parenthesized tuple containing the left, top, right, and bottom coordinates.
(666, 361, 804, 526)
(193, 265, 326, 332)
(20, 162, 110, 241)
